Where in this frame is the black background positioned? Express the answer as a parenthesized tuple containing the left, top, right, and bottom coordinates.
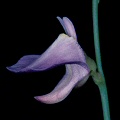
(0, 0, 118, 120)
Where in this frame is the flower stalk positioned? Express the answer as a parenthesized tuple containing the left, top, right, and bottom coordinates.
(92, 0, 111, 120)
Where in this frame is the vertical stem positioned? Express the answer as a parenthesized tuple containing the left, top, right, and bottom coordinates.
(92, 0, 103, 76)
(92, 0, 111, 120)
(98, 83, 111, 120)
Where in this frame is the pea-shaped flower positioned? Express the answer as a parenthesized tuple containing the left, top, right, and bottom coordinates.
(7, 17, 90, 104)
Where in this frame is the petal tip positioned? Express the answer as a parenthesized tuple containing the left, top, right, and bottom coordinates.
(6, 65, 24, 73)
(34, 96, 53, 104)
(34, 96, 40, 101)
(6, 66, 18, 73)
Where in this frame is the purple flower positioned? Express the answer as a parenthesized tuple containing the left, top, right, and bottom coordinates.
(7, 17, 90, 104)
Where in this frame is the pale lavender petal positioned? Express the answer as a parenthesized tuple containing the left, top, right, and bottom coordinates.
(34, 64, 89, 104)
(7, 55, 40, 73)
(7, 34, 86, 73)
(63, 17, 77, 40)
(56, 17, 68, 35)
(57, 17, 77, 40)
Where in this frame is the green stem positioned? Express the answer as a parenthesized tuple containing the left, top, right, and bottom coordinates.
(98, 82, 111, 120)
(92, 0, 111, 120)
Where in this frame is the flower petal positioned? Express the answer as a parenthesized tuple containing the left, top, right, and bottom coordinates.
(56, 17, 68, 35)
(7, 55, 40, 73)
(57, 17, 77, 40)
(7, 34, 86, 73)
(34, 64, 89, 104)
